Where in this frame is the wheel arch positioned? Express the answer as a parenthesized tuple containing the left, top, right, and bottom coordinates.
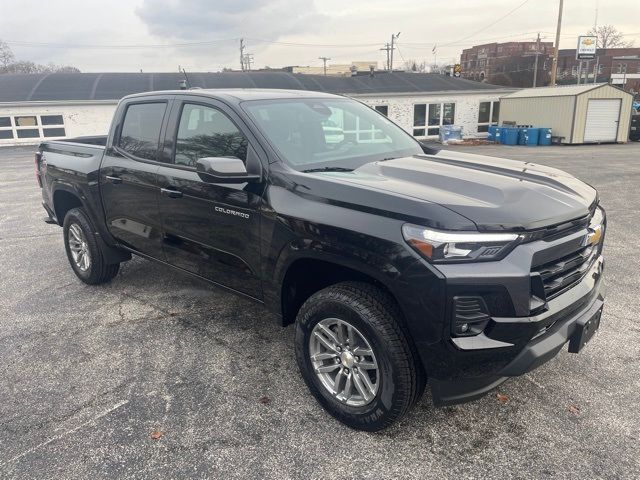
(278, 254, 404, 328)
(53, 185, 130, 265)
(52, 186, 84, 226)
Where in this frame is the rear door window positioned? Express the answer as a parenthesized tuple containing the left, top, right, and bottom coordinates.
(118, 102, 167, 160)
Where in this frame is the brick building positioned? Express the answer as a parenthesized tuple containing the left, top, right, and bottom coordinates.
(557, 48, 640, 93)
(460, 41, 554, 87)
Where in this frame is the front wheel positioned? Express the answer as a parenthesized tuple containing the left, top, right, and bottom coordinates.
(63, 208, 120, 285)
(295, 282, 424, 431)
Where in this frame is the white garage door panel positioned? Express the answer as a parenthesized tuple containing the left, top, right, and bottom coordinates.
(584, 99, 621, 142)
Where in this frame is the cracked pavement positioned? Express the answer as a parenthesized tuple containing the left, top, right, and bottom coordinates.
(1, 143, 639, 479)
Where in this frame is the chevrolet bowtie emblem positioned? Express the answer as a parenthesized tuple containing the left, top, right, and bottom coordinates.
(585, 225, 603, 246)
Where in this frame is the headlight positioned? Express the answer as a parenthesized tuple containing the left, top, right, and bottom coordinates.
(402, 224, 522, 263)
(589, 206, 604, 232)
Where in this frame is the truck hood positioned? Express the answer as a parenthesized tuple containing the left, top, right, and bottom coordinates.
(306, 150, 597, 231)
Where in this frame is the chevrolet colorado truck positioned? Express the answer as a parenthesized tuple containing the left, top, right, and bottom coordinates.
(36, 89, 606, 431)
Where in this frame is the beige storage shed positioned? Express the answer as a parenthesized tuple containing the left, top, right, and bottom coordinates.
(499, 84, 633, 144)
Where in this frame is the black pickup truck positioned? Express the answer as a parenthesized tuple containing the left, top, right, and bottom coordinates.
(37, 89, 605, 431)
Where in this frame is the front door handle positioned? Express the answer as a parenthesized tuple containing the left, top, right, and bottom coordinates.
(161, 187, 183, 199)
(105, 175, 122, 184)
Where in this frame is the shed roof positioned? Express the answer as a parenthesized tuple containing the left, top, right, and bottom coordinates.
(503, 83, 628, 99)
(0, 71, 507, 103)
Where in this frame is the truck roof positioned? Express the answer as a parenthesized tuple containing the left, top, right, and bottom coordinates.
(123, 88, 342, 103)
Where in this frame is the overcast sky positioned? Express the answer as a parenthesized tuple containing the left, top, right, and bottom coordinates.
(1, 0, 638, 72)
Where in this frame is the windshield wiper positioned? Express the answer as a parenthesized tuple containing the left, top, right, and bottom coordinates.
(301, 167, 354, 173)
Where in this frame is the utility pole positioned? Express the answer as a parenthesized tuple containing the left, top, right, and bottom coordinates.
(550, 0, 563, 85)
(380, 43, 391, 70)
(390, 32, 400, 71)
(533, 32, 541, 87)
(318, 56, 331, 75)
(593, 0, 599, 84)
(240, 38, 245, 71)
(243, 53, 254, 71)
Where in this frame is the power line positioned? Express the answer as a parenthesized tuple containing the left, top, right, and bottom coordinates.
(439, 0, 532, 48)
(400, 31, 544, 49)
(4, 38, 238, 49)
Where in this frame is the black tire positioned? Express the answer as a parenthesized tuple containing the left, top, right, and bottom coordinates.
(295, 281, 425, 431)
(63, 207, 120, 285)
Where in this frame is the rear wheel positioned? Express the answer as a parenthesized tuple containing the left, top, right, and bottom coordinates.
(295, 281, 424, 431)
(63, 208, 120, 285)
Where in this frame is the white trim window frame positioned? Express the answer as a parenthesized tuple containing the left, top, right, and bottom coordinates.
(2, 114, 67, 141)
(0, 115, 14, 141)
(413, 102, 456, 138)
(477, 101, 500, 133)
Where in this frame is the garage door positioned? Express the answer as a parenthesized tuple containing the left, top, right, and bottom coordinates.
(583, 99, 621, 142)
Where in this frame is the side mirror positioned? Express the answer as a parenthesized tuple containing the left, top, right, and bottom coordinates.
(196, 157, 261, 184)
(419, 142, 440, 155)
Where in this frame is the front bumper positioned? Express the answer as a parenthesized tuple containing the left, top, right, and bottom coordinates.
(430, 254, 604, 406)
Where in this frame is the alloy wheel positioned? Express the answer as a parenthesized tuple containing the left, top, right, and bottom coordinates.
(309, 318, 379, 407)
(68, 223, 91, 272)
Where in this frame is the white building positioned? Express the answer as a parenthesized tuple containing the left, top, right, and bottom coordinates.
(0, 71, 515, 147)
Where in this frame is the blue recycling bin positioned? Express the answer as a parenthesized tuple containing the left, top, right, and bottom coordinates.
(498, 127, 509, 144)
(439, 125, 463, 143)
(519, 127, 540, 146)
(502, 127, 519, 145)
(488, 125, 498, 141)
(538, 127, 552, 146)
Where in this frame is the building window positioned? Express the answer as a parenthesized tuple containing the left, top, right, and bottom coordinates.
(41, 115, 64, 126)
(374, 105, 388, 116)
(15, 116, 38, 127)
(571, 66, 577, 76)
(43, 127, 67, 137)
(0, 116, 12, 139)
(477, 101, 500, 133)
(17, 129, 40, 138)
(413, 103, 456, 137)
(0, 114, 67, 142)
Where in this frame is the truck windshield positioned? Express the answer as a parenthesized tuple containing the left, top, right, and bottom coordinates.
(242, 98, 423, 171)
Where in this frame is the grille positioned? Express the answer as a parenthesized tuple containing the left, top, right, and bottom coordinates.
(532, 243, 599, 299)
(540, 216, 589, 241)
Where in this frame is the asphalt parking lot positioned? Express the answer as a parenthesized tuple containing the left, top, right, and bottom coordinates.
(1, 143, 639, 479)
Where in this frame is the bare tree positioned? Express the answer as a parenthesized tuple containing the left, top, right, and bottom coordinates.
(0, 40, 15, 69)
(586, 25, 634, 49)
(0, 38, 80, 74)
(403, 60, 427, 72)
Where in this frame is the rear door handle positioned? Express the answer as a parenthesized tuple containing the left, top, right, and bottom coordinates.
(161, 187, 183, 199)
(105, 175, 122, 184)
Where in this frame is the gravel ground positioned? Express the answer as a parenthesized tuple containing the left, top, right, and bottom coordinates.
(1, 143, 638, 479)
